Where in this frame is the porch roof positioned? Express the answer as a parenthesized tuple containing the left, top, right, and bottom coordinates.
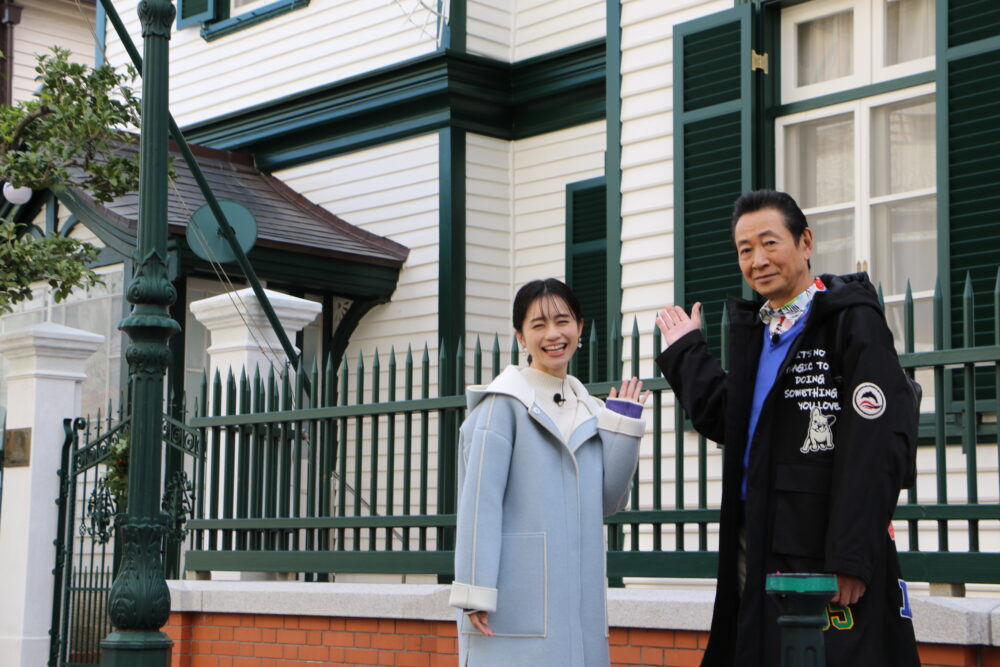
(67, 141, 409, 269)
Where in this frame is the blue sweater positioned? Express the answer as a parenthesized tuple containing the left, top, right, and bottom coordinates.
(741, 315, 807, 500)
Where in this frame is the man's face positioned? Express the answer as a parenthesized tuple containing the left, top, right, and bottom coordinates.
(733, 207, 814, 308)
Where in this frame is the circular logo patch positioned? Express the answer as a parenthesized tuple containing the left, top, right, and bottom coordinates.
(853, 382, 886, 419)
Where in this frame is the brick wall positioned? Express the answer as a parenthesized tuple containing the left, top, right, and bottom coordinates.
(164, 612, 1000, 667)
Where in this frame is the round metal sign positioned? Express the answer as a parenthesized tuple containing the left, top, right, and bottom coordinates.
(186, 200, 258, 264)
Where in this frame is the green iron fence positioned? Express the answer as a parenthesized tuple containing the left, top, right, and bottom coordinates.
(181, 272, 1000, 585)
(50, 400, 200, 667)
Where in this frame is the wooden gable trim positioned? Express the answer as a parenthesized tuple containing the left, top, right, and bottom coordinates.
(182, 40, 607, 171)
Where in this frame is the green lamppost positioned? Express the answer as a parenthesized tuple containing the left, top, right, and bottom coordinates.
(765, 573, 838, 667)
(100, 1, 179, 665)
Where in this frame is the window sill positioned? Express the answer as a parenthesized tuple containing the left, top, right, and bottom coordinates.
(201, 0, 309, 41)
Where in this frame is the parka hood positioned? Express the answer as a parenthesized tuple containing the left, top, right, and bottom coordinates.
(465, 365, 601, 416)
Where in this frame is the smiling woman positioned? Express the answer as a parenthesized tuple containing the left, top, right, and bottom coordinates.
(449, 278, 650, 667)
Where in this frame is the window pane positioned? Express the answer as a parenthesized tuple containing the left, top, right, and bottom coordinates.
(871, 95, 936, 196)
(884, 298, 933, 355)
(785, 113, 855, 208)
(809, 209, 855, 276)
(797, 10, 854, 86)
(885, 0, 935, 66)
(870, 195, 936, 295)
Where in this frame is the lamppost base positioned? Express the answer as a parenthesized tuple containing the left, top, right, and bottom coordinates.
(100, 631, 173, 666)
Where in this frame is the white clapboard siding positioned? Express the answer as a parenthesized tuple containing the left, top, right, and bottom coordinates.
(512, 121, 605, 287)
(467, 0, 512, 61)
(617, 0, 734, 550)
(103, 0, 439, 126)
(514, 0, 604, 61)
(466, 133, 514, 378)
(275, 133, 440, 363)
(11, 0, 96, 104)
(276, 134, 443, 539)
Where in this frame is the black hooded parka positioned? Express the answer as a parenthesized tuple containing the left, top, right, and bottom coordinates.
(656, 273, 919, 667)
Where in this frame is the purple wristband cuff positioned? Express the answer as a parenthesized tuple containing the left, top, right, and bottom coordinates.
(606, 398, 643, 419)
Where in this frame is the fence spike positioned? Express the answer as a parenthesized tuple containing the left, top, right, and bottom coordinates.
(876, 282, 885, 311)
(609, 319, 620, 382)
(240, 368, 249, 413)
(631, 316, 640, 378)
(388, 346, 397, 402)
(323, 351, 334, 407)
(492, 333, 501, 379)
(422, 343, 430, 399)
(266, 364, 277, 412)
(474, 335, 482, 386)
(405, 344, 414, 401)
(652, 319, 662, 377)
(510, 335, 519, 367)
(372, 348, 381, 403)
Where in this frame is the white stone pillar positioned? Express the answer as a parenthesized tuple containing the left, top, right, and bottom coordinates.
(188, 289, 321, 581)
(189, 287, 322, 384)
(0, 322, 104, 667)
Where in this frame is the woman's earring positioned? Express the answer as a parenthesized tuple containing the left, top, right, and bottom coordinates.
(577, 340, 583, 349)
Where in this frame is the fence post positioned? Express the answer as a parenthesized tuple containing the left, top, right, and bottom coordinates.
(189, 288, 321, 381)
(188, 288, 320, 581)
(0, 323, 103, 666)
(765, 573, 837, 667)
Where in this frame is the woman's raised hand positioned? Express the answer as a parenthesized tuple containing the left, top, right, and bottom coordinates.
(608, 377, 650, 405)
(655, 303, 702, 347)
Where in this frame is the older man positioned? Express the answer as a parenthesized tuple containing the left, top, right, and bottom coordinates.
(656, 190, 919, 667)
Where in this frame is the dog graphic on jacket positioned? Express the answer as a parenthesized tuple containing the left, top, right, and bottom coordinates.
(801, 407, 836, 453)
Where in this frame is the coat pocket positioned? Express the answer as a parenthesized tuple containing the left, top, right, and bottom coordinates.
(489, 532, 547, 637)
(772, 464, 832, 559)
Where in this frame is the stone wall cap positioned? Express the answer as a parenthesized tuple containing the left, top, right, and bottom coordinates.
(0, 321, 104, 359)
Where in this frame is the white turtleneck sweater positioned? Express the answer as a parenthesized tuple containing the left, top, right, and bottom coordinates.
(520, 367, 592, 441)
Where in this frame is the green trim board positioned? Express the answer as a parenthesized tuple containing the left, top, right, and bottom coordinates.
(438, 127, 466, 358)
(183, 41, 607, 170)
(567, 177, 608, 383)
(444, 0, 466, 53)
(604, 0, 623, 373)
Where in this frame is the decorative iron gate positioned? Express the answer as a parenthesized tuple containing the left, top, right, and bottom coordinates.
(49, 413, 200, 667)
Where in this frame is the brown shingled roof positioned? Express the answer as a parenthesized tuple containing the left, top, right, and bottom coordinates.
(75, 141, 409, 268)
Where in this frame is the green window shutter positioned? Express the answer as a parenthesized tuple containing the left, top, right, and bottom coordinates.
(673, 5, 759, 358)
(177, 0, 217, 29)
(567, 177, 607, 383)
(940, 1, 1000, 401)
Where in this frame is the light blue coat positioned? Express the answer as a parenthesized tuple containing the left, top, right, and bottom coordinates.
(449, 366, 644, 666)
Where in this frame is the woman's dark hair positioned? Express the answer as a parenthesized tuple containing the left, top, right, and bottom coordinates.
(730, 189, 809, 245)
(512, 278, 584, 332)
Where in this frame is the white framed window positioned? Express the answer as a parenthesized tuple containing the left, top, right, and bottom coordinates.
(782, 0, 935, 103)
(777, 83, 937, 354)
